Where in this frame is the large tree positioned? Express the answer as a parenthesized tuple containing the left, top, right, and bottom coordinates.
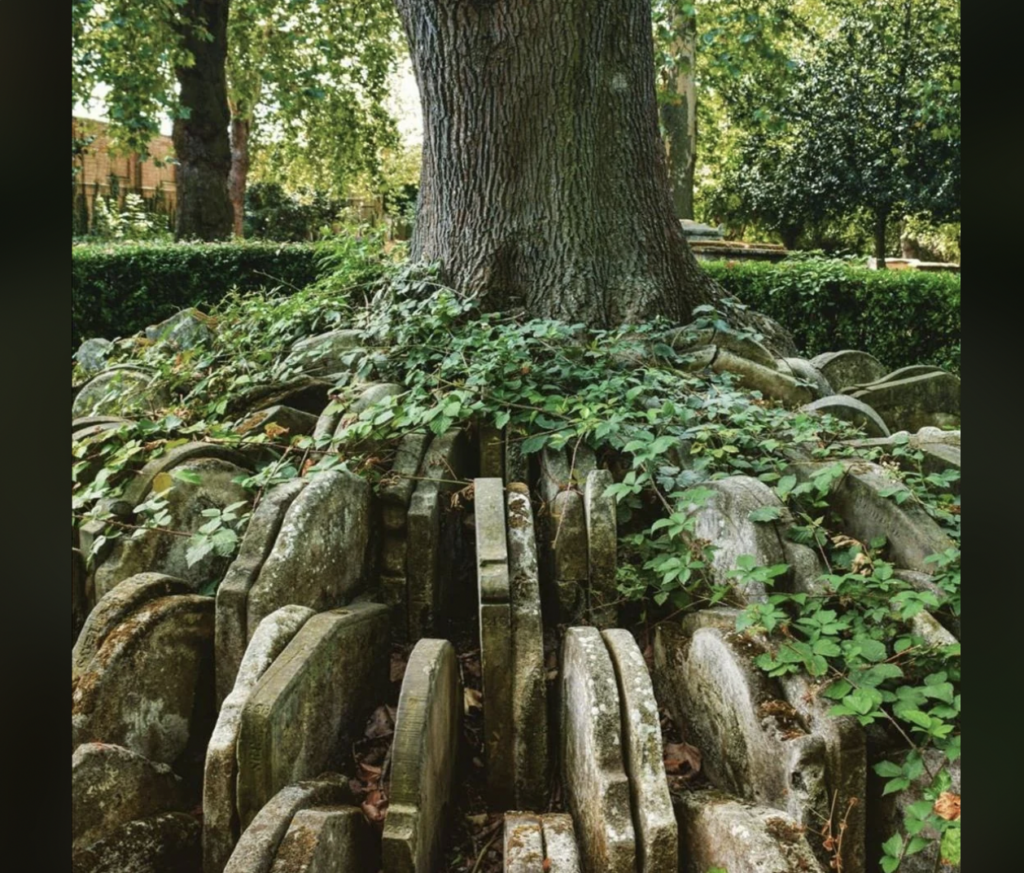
(394, 0, 722, 328)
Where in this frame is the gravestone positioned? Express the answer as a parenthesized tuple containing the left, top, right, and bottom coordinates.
(270, 806, 378, 873)
(235, 405, 319, 438)
(850, 371, 960, 432)
(71, 811, 201, 873)
(810, 351, 887, 393)
(584, 470, 618, 627)
(73, 367, 171, 419)
(711, 352, 814, 406)
(504, 815, 545, 872)
(802, 395, 891, 438)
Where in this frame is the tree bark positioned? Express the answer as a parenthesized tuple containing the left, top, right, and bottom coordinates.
(229, 115, 250, 238)
(395, 0, 720, 328)
(660, 10, 697, 220)
(873, 209, 889, 268)
(172, 0, 234, 241)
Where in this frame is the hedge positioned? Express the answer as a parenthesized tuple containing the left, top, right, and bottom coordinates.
(72, 241, 324, 348)
(705, 259, 961, 375)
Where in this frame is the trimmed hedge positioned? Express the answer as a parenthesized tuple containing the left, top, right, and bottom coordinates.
(72, 241, 324, 348)
(705, 259, 961, 375)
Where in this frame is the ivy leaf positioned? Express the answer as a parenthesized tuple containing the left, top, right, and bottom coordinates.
(171, 468, 203, 484)
(186, 538, 215, 568)
(940, 828, 961, 865)
(748, 505, 784, 523)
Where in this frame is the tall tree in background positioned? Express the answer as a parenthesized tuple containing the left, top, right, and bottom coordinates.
(654, 3, 698, 219)
(395, 0, 721, 328)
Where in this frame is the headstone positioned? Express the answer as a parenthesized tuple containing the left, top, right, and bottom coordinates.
(541, 814, 582, 872)
(73, 367, 172, 419)
(846, 364, 945, 390)
(801, 395, 891, 438)
(549, 491, 588, 623)
(407, 429, 470, 639)
(850, 371, 960, 432)
(504, 815, 545, 872)
(475, 477, 515, 809)
(236, 604, 389, 828)
(584, 470, 618, 627)
(215, 479, 307, 705)
(810, 350, 887, 393)
(93, 457, 253, 599)
(227, 376, 334, 419)
(270, 806, 379, 873)
(71, 811, 201, 873)
(284, 330, 364, 377)
(72, 743, 187, 854)
(224, 776, 354, 873)
(676, 790, 826, 873)
(74, 337, 113, 375)
(71, 594, 215, 784)
(331, 382, 405, 442)
(560, 627, 635, 873)
(235, 405, 319, 438)
(145, 308, 214, 349)
(602, 630, 677, 873)
(506, 486, 548, 810)
(204, 605, 316, 873)
(711, 351, 814, 406)
(505, 427, 528, 483)
(382, 639, 461, 873)
(246, 470, 372, 637)
(779, 357, 833, 398)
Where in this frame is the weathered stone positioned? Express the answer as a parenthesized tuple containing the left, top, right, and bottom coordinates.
(73, 367, 172, 419)
(204, 605, 316, 873)
(247, 470, 372, 636)
(550, 490, 588, 622)
(94, 457, 253, 599)
(382, 532, 408, 576)
(224, 775, 353, 873)
(802, 395, 891, 438)
(676, 790, 826, 873)
(851, 371, 960, 432)
(236, 604, 389, 828)
(270, 806, 378, 873)
(504, 815, 545, 872)
(507, 487, 548, 810)
(584, 470, 618, 627)
(541, 814, 582, 872)
(561, 627, 635, 873)
(381, 432, 430, 531)
(227, 377, 334, 419)
(72, 595, 215, 784)
(655, 620, 829, 833)
(407, 429, 471, 639)
(913, 426, 960, 447)
(789, 460, 953, 573)
(672, 326, 776, 369)
(847, 364, 945, 390)
(712, 351, 815, 405)
(687, 476, 788, 602)
(573, 445, 598, 480)
(216, 479, 308, 704)
(382, 639, 461, 873)
(235, 405, 319, 438)
(72, 743, 187, 854)
(602, 630, 677, 873)
(539, 446, 573, 506)
(894, 570, 960, 638)
(284, 330, 364, 377)
(73, 573, 192, 683)
(72, 811, 201, 873)
(73, 547, 88, 646)
(909, 610, 958, 647)
(505, 427, 529, 483)
(75, 338, 114, 375)
(480, 425, 504, 478)
(145, 308, 214, 349)
(779, 357, 833, 398)
(810, 350, 887, 392)
(332, 382, 405, 441)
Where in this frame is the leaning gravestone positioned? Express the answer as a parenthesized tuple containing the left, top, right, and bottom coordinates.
(71, 811, 201, 873)
(382, 638, 461, 873)
(270, 806, 379, 873)
(246, 469, 372, 638)
(72, 366, 172, 419)
(584, 470, 618, 627)
(850, 370, 960, 432)
(810, 350, 887, 393)
(204, 605, 316, 873)
(236, 604, 389, 828)
(561, 627, 635, 873)
(71, 594, 215, 787)
(712, 352, 814, 406)
(284, 329, 364, 377)
(801, 395, 891, 438)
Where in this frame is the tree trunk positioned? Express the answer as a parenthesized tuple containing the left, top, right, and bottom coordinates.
(873, 210, 889, 268)
(172, 0, 234, 241)
(395, 0, 720, 328)
(660, 10, 697, 220)
(229, 115, 250, 238)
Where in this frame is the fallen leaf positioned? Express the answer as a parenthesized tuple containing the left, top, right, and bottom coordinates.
(365, 705, 395, 740)
(542, 859, 551, 871)
(933, 791, 960, 821)
(390, 651, 408, 683)
(264, 423, 289, 439)
(664, 741, 702, 778)
(361, 788, 388, 822)
(465, 813, 488, 827)
(152, 472, 173, 493)
(357, 761, 382, 783)
(464, 687, 483, 714)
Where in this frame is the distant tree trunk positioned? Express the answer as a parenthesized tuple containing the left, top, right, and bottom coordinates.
(873, 209, 889, 268)
(229, 115, 250, 238)
(395, 0, 721, 328)
(660, 9, 698, 220)
(172, 0, 233, 241)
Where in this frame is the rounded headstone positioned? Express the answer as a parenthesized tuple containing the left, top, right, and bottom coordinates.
(802, 395, 891, 438)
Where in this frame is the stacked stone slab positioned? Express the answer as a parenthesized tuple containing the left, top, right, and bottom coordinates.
(561, 627, 676, 873)
(584, 470, 618, 627)
(849, 370, 960, 433)
(378, 432, 430, 642)
(504, 814, 581, 872)
(269, 806, 379, 872)
(204, 605, 316, 873)
(236, 604, 389, 828)
(72, 811, 202, 873)
(382, 638, 461, 873)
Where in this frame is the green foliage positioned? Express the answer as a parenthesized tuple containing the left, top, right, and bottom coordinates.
(243, 182, 341, 242)
(704, 258, 961, 374)
(91, 193, 172, 242)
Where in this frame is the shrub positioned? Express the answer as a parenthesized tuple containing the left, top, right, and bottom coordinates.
(705, 258, 961, 375)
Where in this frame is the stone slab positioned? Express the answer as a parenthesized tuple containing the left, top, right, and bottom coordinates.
(237, 604, 389, 828)
(476, 478, 510, 598)
(507, 487, 548, 810)
(480, 598, 514, 809)
(676, 790, 826, 873)
(584, 470, 618, 627)
(480, 425, 504, 479)
(550, 491, 588, 623)
(505, 428, 528, 483)
(561, 627, 635, 873)
(224, 775, 354, 873)
(73, 367, 171, 419)
(541, 814, 582, 872)
(382, 639, 461, 873)
(216, 479, 307, 705)
(602, 630, 677, 873)
(227, 377, 334, 419)
(72, 595, 215, 783)
(284, 330, 364, 377)
(712, 351, 814, 406)
(235, 405, 320, 438)
(204, 605, 316, 873)
(851, 371, 960, 432)
(381, 432, 430, 531)
(270, 806, 378, 872)
(802, 395, 891, 438)
(779, 357, 833, 398)
(504, 814, 545, 872)
(72, 743, 187, 854)
(810, 350, 887, 393)
(246, 470, 372, 637)
(331, 382, 405, 441)
(71, 811, 201, 873)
